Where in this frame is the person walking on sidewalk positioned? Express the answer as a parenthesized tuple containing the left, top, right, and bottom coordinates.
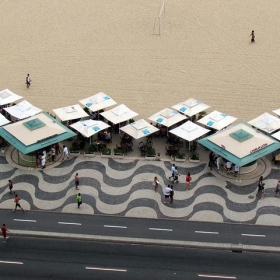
(275, 179, 280, 197)
(169, 163, 176, 181)
(77, 193, 82, 208)
(173, 167, 180, 183)
(153, 176, 159, 192)
(61, 145, 69, 161)
(1, 224, 8, 242)
(75, 173, 80, 190)
(164, 185, 172, 203)
(8, 180, 14, 194)
(186, 172, 192, 190)
(169, 185, 174, 204)
(13, 194, 25, 212)
(256, 176, 264, 197)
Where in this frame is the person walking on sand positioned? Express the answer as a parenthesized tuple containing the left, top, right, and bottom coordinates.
(75, 173, 80, 190)
(26, 74, 31, 88)
(77, 193, 82, 208)
(186, 172, 192, 190)
(1, 224, 8, 242)
(13, 194, 25, 212)
(8, 180, 14, 194)
(249, 30, 255, 43)
(61, 145, 69, 161)
(153, 176, 159, 192)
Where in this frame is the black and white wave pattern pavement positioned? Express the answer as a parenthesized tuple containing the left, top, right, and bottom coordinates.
(1, 156, 280, 226)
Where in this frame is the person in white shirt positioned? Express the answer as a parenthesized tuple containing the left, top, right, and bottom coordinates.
(26, 74, 31, 88)
(164, 185, 172, 203)
(61, 145, 69, 161)
(41, 153, 46, 169)
(169, 164, 176, 180)
(226, 161, 232, 171)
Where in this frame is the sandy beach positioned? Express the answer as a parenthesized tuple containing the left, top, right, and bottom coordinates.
(0, 0, 279, 121)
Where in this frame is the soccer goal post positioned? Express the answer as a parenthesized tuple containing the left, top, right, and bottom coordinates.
(153, 0, 166, 35)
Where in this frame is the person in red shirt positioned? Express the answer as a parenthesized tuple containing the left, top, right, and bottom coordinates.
(1, 224, 8, 242)
(186, 172, 192, 190)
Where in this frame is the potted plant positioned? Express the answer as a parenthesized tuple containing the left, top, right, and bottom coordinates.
(101, 147, 112, 158)
(198, 111, 206, 120)
(113, 147, 126, 159)
(84, 145, 96, 157)
(69, 144, 81, 156)
(189, 152, 200, 163)
(175, 152, 186, 162)
(145, 148, 156, 160)
(128, 118, 135, 124)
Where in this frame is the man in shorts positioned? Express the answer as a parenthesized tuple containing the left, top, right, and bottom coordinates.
(14, 194, 25, 212)
(1, 224, 8, 242)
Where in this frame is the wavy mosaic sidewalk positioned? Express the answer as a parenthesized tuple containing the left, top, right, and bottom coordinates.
(1, 155, 280, 226)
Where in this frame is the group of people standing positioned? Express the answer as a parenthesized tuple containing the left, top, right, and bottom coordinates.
(256, 176, 280, 199)
(152, 163, 193, 204)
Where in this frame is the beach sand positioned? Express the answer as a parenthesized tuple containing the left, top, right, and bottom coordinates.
(0, 0, 279, 121)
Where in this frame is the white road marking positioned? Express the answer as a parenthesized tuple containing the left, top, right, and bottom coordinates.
(13, 219, 36, 223)
(149, 228, 173, 232)
(195, 231, 219, 235)
(0, 260, 23, 265)
(241, 234, 265, 237)
(104, 225, 127, 229)
(198, 274, 236, 279)
(58, 222, 81, 226)
(85, 266, 127, 272)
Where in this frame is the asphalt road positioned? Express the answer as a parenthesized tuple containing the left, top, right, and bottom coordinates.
(1, 236, 280, 280)
(2, 209, 280, 248)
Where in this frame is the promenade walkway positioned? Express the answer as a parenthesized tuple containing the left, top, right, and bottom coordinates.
(0, 142, 280, 227)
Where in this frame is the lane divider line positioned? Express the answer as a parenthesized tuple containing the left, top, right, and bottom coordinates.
(149, 228, 173, 232)
(198, 274, 236, 279)
(85, 266, 127, 272)
(13, 219, 36, 223)
(104, 225, 127, 229)
(195, 231, 219, 235)
(241, 234, 265, 237)
(0, 260, 24, 265)
(58, 222, 81, 226)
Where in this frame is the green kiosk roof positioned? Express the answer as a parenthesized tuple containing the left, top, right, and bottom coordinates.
(0, 112, 76, 154)
(198, 122, 280, 166)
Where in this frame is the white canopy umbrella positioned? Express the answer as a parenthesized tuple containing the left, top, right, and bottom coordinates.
(53, 104, 89, 122)
(197, 110, 237, 131)
(248, 112, 280, 134)
(172, 98, 210, 117)
(79, 92, 117, 112)
(100, 104, 138, 125)
(0, 89, 23, 106)
(4, 100, 42, 120)
(70, 119, 110, 139)
(120, 119, 159, 139)
(169, 121, 210, 142)
(0, 113, 10, 126)
(148, 108, 187, 127)
(273, 108, 280, 117)
(271, 131, 280, 141)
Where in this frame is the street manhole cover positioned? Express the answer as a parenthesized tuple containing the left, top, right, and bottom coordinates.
(248, 195, 254, 199)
